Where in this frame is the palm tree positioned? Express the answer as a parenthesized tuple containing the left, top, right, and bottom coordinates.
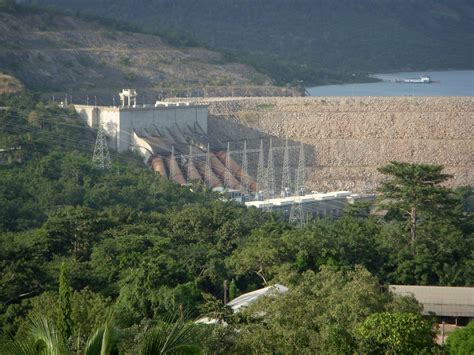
(1, 316, 123, 355)
(83, 322, 122, 355)
(140, 316, 202, 355)
(1, 315, 66, 355)
(1, 312, 202, 354)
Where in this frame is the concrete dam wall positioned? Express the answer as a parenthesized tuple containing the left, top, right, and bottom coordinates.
(206, 96, 473, 192)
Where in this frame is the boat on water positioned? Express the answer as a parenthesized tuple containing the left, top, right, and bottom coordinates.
(395, 75, 440, 84)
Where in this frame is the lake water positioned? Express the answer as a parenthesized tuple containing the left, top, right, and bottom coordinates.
(307, 70, 474, 97)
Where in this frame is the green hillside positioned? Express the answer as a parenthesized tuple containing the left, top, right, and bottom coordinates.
(25, 0, 474, 85)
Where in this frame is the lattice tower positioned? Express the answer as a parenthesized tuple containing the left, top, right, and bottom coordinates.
(256, 140, 265, 197)
(241, 140, 250, 195)
(187, 145, 193, 184)
(281, 138, 291, 196)
(295, 142, 306, 195)
(224, 142, 233, 190)
(169, 146, 177, 181)
(266, 138, 275, 199)
(92, 123, 111, 170)
(205, 143, 212, 188)
(289, 200, 305, 227)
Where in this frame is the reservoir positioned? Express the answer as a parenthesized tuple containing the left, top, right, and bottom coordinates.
(307, 70, 474, 97)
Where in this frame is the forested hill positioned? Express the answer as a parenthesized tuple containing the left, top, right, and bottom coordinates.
(26, 0, 474, 85)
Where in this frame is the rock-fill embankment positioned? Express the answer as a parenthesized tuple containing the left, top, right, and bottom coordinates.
(206, 96, 473, 192)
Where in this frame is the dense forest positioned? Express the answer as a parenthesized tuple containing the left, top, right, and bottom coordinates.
(24, 0, 474, 85)
(0, 92, 473, 353)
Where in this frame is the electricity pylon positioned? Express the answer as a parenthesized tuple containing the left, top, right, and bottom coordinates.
(266, 138, 275, 198)
(224, 142, 233, 190)
(295, 142, 306, 195)
(169, 146, 177, 181)
(205, 143, 212, 188)
(241, 140, 250, 195)
(92, 123, 111, 170)
(281, 138, 291, 196)
(256, 139, 265, 199)
(187, 145, 194, 184)
(289, 199, 305, 227)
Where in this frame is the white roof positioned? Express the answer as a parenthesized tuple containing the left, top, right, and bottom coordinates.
(389, 285, 474, 317)
(227, 284, 288, 312)
(245, 191, 352, 208)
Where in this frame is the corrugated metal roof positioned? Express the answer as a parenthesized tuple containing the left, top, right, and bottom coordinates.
(227, 284, 288, 312)
(389, 285, 474, 317)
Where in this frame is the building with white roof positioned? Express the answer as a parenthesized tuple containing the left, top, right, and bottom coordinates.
(245, 191, 371, 220)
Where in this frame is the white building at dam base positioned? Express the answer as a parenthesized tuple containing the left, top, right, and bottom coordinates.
(74, 89, 209, 157)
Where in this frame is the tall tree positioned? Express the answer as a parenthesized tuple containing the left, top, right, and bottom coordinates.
(377, 162, 454, 255)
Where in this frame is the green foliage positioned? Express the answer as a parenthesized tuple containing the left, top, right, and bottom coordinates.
(1, 94, 473, 353)
(446, 321, 474, 355)
(2, 315, 66, 355)
(229, 279, 237, 301)
(140, 317, 202, 355)
(233, 266, 418, 354)
(83, 322, 123, 355)
(376, 162, 473, 285)
(356, 312, 436, 354)
(57, 263, 72, 340)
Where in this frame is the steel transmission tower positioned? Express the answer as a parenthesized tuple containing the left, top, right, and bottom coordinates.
(289, 200, 305, 227)
(205, 143, 212, 188)
(281, 139, 291, 196)
(187, 145, 193, 184)
(241, 140, 250, 195)
(295, 142, 306, 195)
(224, 142, 233, 190)
(256, 139, 265, 198)
(92, 123, 111, 170)
(266, 138, 275, 198)
(169, 145, 177, 181)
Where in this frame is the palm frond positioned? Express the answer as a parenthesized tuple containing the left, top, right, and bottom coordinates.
(1, 340, 40, 355)
(140, 317, 201, 355)
(26, 315, 66, 355)
(83, 327, 104, 355)
(83, 322, 122, 355)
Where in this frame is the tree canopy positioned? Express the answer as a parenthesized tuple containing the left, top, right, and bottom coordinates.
(0, 93, 472, 353)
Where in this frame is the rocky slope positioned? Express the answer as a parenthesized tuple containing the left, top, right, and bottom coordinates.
(205, 97, 473, 192)
(0, 11, 296, 102)
(0, 73, 24, 94)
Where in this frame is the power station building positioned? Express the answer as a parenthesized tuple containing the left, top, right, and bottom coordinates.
(75, 89, 208, 154)
(75, 89, 251, 189)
